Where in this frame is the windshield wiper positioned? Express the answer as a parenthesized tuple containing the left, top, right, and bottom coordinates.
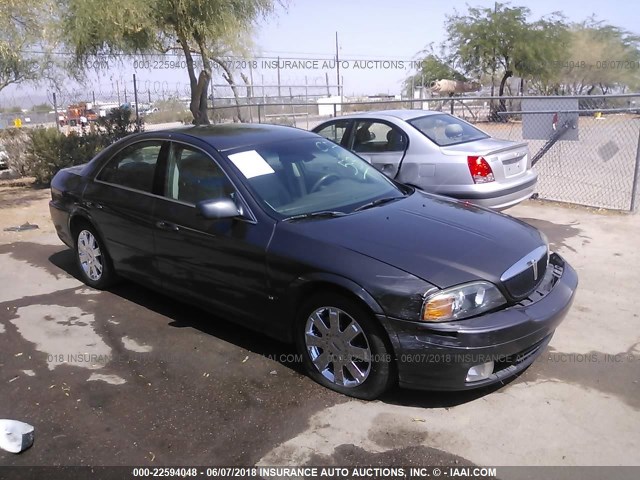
(353, 196, 403, 212)
(283, 211, 348, 222)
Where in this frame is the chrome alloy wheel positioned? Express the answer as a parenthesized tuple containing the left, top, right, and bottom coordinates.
(304, 306, 372, 388)
(77, 230, 103, 281)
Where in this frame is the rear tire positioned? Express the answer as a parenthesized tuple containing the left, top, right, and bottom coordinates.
(295, 292, 395, 399)
(74, 224, 117, 289)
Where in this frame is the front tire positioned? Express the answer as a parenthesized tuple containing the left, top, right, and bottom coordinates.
(295, 293, 395, 399)
(74, 225, 116, 289)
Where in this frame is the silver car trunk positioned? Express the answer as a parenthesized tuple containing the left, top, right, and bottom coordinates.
(439, 138, 530, 183)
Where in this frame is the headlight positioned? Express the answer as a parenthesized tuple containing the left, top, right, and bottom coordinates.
(421, 281, 506, 322)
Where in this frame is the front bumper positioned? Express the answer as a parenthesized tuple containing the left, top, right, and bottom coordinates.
(378, 253, 578, 391)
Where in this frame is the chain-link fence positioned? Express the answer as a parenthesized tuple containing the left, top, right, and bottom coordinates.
(1, 78, 639, 211)
(0, 73, 341, 131)
(422, 94, 640, 211)
(0, 78, 196, 131)
(212, 94, 640, 212)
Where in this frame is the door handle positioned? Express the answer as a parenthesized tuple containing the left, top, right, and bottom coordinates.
(155, 220, 180, 231)
(85, 201, 103, 209)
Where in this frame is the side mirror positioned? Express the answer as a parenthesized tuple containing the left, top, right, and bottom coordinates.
(196, 198, 240, 220)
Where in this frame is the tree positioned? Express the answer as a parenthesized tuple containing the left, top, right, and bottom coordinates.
(404, 48, 466, 98)
(539, 19, 640, 95)
(444, 3, 568, 112)
(0, 0, 57, 93)
(58, 0, 279, 125)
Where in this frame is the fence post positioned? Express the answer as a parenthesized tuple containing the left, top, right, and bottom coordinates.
(333, 103, 337, 118)
(305, 76, 309, 129)
(133, 74, 140, 132)
(277, 56, 281, 98)
(257, 104, 262, 124)
(631, 128, 640, 212)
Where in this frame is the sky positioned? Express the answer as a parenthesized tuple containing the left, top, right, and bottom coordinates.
(2, 0, 639, 105)
(249, 0, 640, 95)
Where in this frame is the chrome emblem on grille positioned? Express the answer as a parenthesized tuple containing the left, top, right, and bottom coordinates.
(528, 258, 539, 281)
(500, 245, 548, 283)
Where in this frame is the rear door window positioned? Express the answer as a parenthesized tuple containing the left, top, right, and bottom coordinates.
(350, 121, 407, 153)
(97, 141, 163, 193)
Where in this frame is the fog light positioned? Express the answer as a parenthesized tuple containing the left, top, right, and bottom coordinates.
(466, 361, 494, 382)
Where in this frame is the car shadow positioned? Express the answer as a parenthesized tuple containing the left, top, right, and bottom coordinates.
(48, 249, 304, 374)
(49, 248, 522, 409)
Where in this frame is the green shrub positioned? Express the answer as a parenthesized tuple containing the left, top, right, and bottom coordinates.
(95, 106, 141, 140)
(0, 128, 31, 176)
(24, 107, 140, 185)
(26, 128, 109, 184)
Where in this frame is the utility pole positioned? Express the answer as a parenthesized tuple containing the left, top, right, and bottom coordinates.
(335, 32, 340, 99)
(53, 92, 60, 132)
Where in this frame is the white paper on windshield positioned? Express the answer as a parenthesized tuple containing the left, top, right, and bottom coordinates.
(228, 150, 275, 179)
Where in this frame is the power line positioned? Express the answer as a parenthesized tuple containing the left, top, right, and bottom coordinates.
(17, 49, 422, 62)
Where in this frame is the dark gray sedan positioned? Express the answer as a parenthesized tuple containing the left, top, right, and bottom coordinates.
(49, 124, 577, 399)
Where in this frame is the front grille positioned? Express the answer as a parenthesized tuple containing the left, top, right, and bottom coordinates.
(501, 246, 548, 300)
(515, 255, 564, 307)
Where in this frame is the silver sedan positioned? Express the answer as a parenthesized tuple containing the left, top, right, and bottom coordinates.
(313, 110, 537, 210)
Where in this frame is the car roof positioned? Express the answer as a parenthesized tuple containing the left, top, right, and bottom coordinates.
(159, 123, 318, 152)
(334, 109, 443, 121)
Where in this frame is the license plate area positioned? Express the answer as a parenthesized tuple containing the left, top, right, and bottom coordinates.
(502, 156, 525, 177)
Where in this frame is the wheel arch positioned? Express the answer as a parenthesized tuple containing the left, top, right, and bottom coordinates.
(285, 273, 385, 342)
(288, 273, 399, 397)
(69, 211, 106, 244)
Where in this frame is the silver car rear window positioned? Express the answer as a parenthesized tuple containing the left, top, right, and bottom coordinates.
(408, 114, 489, 147)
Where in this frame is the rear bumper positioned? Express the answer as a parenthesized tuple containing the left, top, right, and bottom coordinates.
(464, 180, 536, 211)
(433, 171, 538, 211)
(377, 253, 577, 391)
(49, 200, 74, 248)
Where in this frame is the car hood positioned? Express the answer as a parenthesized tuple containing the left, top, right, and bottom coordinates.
(283, 191, 545, 288)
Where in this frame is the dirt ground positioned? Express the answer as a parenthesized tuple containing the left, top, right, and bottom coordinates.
(0, 180, 639, 479)
(0, 179, 55, 239)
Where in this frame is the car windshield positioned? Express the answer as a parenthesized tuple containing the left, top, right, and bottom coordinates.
(408, 113, 489, 147)
(225, 137, 405, 218)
